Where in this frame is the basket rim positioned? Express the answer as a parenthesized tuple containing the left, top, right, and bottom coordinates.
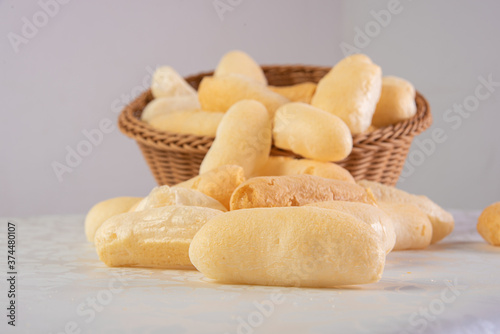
(118, 65, 433, 152)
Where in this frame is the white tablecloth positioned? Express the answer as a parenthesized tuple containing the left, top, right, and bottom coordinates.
(1, 210, 499, 334)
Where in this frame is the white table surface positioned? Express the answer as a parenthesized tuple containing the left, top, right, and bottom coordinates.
(1, 210, 500, 334)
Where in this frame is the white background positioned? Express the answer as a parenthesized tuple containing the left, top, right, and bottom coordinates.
(1, 0, 499, 217)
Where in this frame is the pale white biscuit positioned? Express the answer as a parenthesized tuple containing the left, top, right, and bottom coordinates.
(151, 66, 197, 99)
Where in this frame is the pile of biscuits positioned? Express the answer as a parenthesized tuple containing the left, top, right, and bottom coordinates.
(85, 51, 498, 288)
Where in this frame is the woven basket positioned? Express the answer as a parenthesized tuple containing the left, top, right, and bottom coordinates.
(118, 65, 432, 186)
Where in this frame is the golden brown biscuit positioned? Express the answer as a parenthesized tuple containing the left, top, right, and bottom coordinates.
(174, 165, 245, 210)
(230, 175, 375, 210)
(477, 202, 500, 246)
(189, 207, 385, 287)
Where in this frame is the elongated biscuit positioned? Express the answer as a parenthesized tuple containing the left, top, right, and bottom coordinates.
(358, 180, 454, 244)
(378, 202, 432, 250)
(141, 96, 201, 123)
(151, 66, 197, 99)
(311, 54, 382, 135)
(149, 109, 224, 137)
(189, 207, 385, 287)
(372, 76, 417, 127)
(85, 197, 142, 243)
(230, 175, 375, 210)
(199, 100, 272, 177)
(254, 156, 355, 183)
(269, 82, 316, 103)
(133, 185, 227, 212)
(198, 74, 289, 117)
(214, 50, 267, 85)
(306, 201, 396, 253)
(95, 206, 223, 269)
(273, 102, 352, 161)
(477, 202, 500, 246)
(175, 165, 245, 210)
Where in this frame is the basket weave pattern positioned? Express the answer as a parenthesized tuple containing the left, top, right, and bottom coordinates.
(118, 65, 432, 186)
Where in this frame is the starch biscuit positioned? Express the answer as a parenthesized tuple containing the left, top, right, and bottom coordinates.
(306, 201, 396, 253)
(269, 82, 317, 103)
(273, 102, 353, 162)
(199, 100, 272, 177)
(358, 180, 454, 244)
(140, 96, 201, 123)
(151, 66, 197, 99)
(133, 185, 227, 212)
(85, 197, 142, 243)
(230, 174, 375, 210)
(197, 74, 289, 117)
(95, 206, 223, 269)
(311, 54, 382, 135)
(214, 50, 267, 85)
(149, 110, 224, 137)
(189, 207, 385, 287)
(174, 165, 245, 210)
(378, 202, 433, 250)
(477, 202, 500, 246)
(372, 76, 417, 128)
(254, 156, 355, 183)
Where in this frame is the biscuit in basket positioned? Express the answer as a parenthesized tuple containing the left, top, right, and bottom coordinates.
(311, 54, 382, 135)
(358, 180, 454, 244)
(214, 50, 267, 85)
(378, 202, 433, 250)
(230, 175, 375, 210)
(199, 100, 272, 177)
(254, 156, 355, 183)
(269, 82, 317, 103)
(151, 66, 197, 99)
(85, 197, 142, 243)
(197, 74, 289, 117)
(175, 165, 245, 210)
(372, 76, 417, 128)
(149, 109, 224, 137)
(306, 201, 396, 254)
(95, 206, 223, 269)
(189, 206, 385, 287)
(140, 96, 200, 123)
(133, 185, 227, 212)
(273, 102, 353, 161)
